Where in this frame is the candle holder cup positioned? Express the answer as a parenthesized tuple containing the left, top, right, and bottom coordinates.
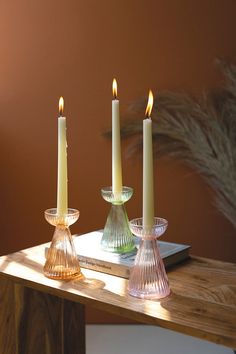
(101, 186, 136, 253)
(128, 217, 171, 299)
(43, 208, 84, 280)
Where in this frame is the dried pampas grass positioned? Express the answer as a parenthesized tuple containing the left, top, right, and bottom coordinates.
(118, 60, 236, 228)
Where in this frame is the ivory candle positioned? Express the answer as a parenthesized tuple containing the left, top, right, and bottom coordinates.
(112, 78, 123, 195)
(57, 96, 68, 217)
(143, 90, 154, 229)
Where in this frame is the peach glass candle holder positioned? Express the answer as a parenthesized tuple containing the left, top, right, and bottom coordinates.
(43, 208, 84, 280)
(101, 186, 136, 253)
(128, 217, 171, 299)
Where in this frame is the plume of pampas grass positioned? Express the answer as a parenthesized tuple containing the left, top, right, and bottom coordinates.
(113, 61, 236, 228)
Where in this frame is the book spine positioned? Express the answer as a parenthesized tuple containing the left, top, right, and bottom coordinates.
(78, 255, 130, 279)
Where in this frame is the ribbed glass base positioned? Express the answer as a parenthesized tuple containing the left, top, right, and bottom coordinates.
(128, 218, 170, 299)
(43, 208, 84, 280)
(101, 187, 135, 254)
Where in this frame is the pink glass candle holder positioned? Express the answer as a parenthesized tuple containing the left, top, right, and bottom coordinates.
(43, 208, 84, 280)
(128, 217, 171, 299)
(101, 186, 136, 253)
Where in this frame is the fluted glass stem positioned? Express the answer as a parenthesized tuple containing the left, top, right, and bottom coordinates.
(101, 187, 135, 253)
(128, 217, 171, 299)
(43, 208, 84, 280)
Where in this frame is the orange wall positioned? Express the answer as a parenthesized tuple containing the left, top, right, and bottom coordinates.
(0, 0, 236, 322)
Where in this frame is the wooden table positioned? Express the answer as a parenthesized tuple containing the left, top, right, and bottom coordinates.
(0, 242, 235, 354)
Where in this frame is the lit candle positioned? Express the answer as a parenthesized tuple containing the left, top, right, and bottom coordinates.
(112, 78, 123, 196)
(143, 90, 154, 229)
(57, 96, 68, 217)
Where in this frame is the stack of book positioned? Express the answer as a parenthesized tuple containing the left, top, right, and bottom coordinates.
(62, 230, 190, 278)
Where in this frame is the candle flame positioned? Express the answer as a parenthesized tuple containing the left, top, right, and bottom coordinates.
(112, 78, 118, 99)
(145, 90, 154, 118)
(59, 96, 64, 116)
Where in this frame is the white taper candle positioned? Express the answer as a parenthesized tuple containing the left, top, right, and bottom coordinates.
(143, 90, 154, 229)
(112, 78, 123, 195)
(57, 97, 68, 217)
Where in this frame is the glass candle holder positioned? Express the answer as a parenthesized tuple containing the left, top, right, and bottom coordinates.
(43, 208, 84, 280)
(128, 217, 171, 299)
(101, 186, 136, 253)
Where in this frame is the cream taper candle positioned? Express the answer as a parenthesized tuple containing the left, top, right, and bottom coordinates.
(112, 78, 123, 195)
(57, 97, 68, 217)
(143, 90, 154, 229)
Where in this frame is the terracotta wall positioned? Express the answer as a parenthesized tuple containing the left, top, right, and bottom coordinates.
(0, 0, 236, 323)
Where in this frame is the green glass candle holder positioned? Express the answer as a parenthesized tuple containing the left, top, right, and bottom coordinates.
(101, 186, 136, 253)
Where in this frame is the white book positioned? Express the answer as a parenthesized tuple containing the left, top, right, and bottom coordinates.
(70, 230, 190, 278)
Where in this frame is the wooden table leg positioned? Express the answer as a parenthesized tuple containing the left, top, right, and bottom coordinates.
(0, 278, 86, 354)
(0, 278, 17, 354)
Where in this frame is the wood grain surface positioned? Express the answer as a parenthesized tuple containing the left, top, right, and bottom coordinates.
(0, 243, 235, 350)
(0, 275, 85, 354)
(15, 284, 85, 354)
(0, 278, 16, 354)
